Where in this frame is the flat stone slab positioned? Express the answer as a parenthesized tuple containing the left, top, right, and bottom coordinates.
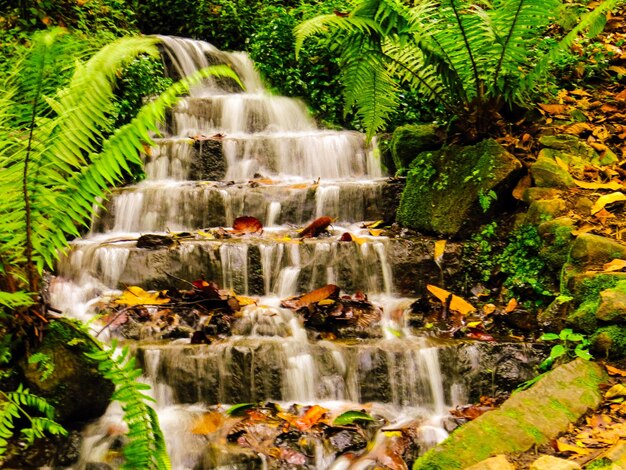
(413, 359, 606, 470)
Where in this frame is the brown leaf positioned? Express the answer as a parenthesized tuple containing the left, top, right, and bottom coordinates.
(233, 216, 263, 234)
(565, 122, 593, 135)
(339, 232, 353, 242)
(191, 411, 224, 434)
(299, 216, 333, 238)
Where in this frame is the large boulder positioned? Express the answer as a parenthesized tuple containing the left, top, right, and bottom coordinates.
(413, 359, 606, 470)
(397, 139, 522, 236)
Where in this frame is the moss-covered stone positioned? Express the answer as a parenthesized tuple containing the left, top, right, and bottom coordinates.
(413, 359, 606, 470)
(537, 217, 575, 269)
(595, 282, 626, 323)
(566, 298, 599, 333)
(389, 123, 441, 171)
(538, 295, 573, 332)
(591, 325, 626, 359)
(397, 139, 522, 236)
(18, 320, 114, 423)
(530, 152, 576, 188)
(539, 134, 618, 166)
(524, 198, 568, 225)
(569, 234, 626, 268)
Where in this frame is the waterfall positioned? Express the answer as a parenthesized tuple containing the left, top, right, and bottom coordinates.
(51, 35, 466, 470)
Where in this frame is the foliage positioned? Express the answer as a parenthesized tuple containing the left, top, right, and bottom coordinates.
(0, 384, 67, 459)
(85, 340, 170, 469)
(295, 0, 622, 139)
(539, 328, 593, 371)
(27, 352, 54, 381)
(465, 224, 554, 302)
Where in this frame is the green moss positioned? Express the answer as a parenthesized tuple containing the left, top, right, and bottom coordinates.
(413, 451, 462, 470)
(579, 275, 619, 302)
(614, 280, 626, 295)
(390, 123, 440, 171)
(566, 298, 599, 333)
(591, 325, 626, 359)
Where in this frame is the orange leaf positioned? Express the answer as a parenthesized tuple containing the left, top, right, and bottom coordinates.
(293, 405, 328, 431)
(538, 103, 569, 115)
(282, 284, 340, 309)
(191, 411, 224, 434)
(505, 298, 518, 313)
(605, 364, 626, 376)
(556, 439, 592, 455)
(573, 179, 623, 190)
(426, 284, 475, 315)
(233, 216, 263, 234)
(434, 240, 446, 267)
(512, 175, 531, 200)
(603, 259, 626, 272)
(565, 122, 593, 135)
(299, 216, 333, 238)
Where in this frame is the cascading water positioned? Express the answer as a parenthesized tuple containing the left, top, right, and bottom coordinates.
(51, 35, 472, 469)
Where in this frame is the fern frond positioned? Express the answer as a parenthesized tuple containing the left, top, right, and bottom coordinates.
(85, 340, 171, 470)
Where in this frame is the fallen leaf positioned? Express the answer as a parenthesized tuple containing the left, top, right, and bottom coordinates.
(333, 410, 374, 426)
(573, 179, 624, 190)
(538, 103, 569, 115)
(434, 240, 446, 268)
(233, 216, 263, 234)
(483, 304, 496, 315)
(603, 259, 626, 272)
(236, 295, 257, 306)
(565, 122, 593, 135)
(609, 65, 626, 75)
(605, 364, 626, 376)
(591, 192, 626, 214)
(606, 384, 626, 399)
(572, 224, 595, 236)
(369, 229, 384, 237)
(556, 439, 592, 455)
(299, 216, 333, 238)
(226, 403, 255, 416)
(191, 411, 224, 434)
(292, 405, 328, 431)
(505, 298, 518, 313)
(115, 286, 170, 306)
(281, 284, 340, 309)
(427, 284, 476, 315)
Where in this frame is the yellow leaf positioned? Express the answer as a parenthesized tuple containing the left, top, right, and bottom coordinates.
(369, 229, 384, 237)
(609, 65, 626, 75)
(603, 259, 626, 272)
(482, 304, 496, 315)
(365, 220, 384, 228)
(351, 235, 368, 246)
(115, 286, 169, 306)
(318, 299, 335, 306)
(426, 284, 476, 315)
(505, 298, 518, 313)
(235, 295, 257, 306)
(191, 411, 224, 434)
(591, 192, 626, 215)
(196, 230, 215, 239)
(572, 224, 595, 236)
(466, 321, 482, 328)
(556, 439, 592, 455)
(605, 384, 626, 399)
(573, 179, 624, 191)
(434, 240, 446, 268)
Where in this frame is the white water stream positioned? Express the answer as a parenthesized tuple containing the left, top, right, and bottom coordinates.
(50, 35, 468, 469)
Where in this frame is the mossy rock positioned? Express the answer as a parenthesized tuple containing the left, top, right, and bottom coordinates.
(397, 139, 522, 236)
(18, 320, 114, 423)
(539, 134, 618, 166)
(524, 198, 567, 225)
(537, 218, 575, 270)
(538, 295, 573, 332)
(389, 123, 441, 171)
(591, 325, 626, 359)
(413, 359, 606, 470)
(566, 298, 599, 333)
(596, 282, 626, 323)
(569, 234, 626, 268)
(530, 153, 576, 188)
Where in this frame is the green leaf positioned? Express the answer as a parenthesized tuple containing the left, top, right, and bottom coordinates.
(539, 333, 559, 341)
(550, 344, 566, 359)
(333, 410, 375, 426)
(225, 403, 256, 416)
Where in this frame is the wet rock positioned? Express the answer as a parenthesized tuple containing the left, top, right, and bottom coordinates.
(413, 359, 606, 470)
(136, 234, 175, 249)
(524, 198, 567, 224)
(465, 454, 515, 470)
(390, 123, 442, 171)
(450, 342, 549, 401)
(522, 187, 560, 204)
(381, 177, 406, 224)
(397, 139, 522, 236)
(192, 137, 226, 180)
(537, 217, 575, 270)
(529, 455, 581, 470)
(530, 152, 576, 188)
(19, 320, 114, 423)
(328, 429, 367, 453)
(538, 296, 572, 332)
(2, 430, 83, 468)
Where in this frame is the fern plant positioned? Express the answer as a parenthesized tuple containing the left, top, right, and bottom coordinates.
(85, 340, 169, 470)
(0, 384, 67, 459)
(296, 0, 622, 139)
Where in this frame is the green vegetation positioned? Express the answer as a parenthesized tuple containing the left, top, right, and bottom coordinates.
(296, 0, 621, 138)
(539, 328, 593, 371)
